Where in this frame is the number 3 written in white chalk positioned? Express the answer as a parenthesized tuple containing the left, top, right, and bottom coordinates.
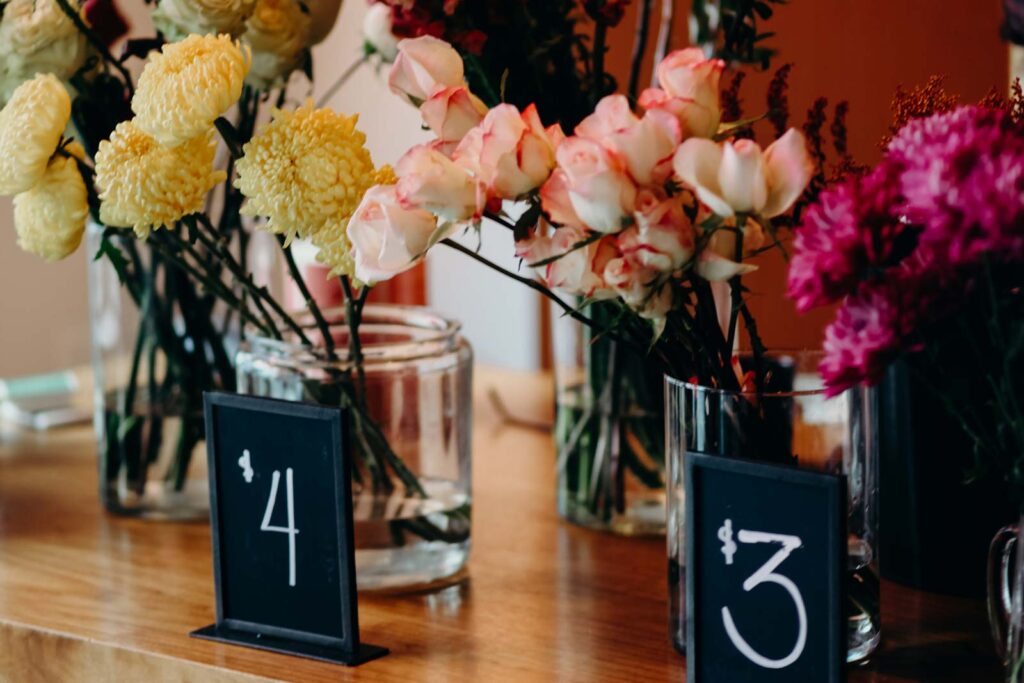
(261, 468, 300, 587)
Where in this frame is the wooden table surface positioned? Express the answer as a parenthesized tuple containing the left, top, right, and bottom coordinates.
(0, 368, 1002, 682)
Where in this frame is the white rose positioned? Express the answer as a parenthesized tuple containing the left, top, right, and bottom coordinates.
(242, 0, 311, 90)
(362, 3, 398, 61)
(0, 0, 90, 101)
(152, 0, 258, 40)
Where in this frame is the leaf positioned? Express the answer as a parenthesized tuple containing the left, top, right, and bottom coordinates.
(116, 415, 141, 443)
(512, 202, 542, 242)
(94, 236, 130, 285)
(714, 112, 769, 140)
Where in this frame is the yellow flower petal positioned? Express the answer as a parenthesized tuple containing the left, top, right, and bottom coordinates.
(0, 74, 71, 195)
(132, 34, 250, 147)
(235, 100, 376, 243)
(14, 142, 89, 262)
(95, 120, 226, 237)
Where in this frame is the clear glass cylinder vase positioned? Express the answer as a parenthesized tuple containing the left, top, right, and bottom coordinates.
(87, 223, 232, 520)
(665, 351, 880, 663)
(553, 303, 666, 536)
(988, 517, 1024, 681)
(235, 304, 473, 592)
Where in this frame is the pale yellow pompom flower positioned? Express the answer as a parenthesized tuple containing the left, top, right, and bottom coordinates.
(235, 100, 376, 244)
(14, 142, 89, 262)
(313, 165, 397, 279)
(95, 121, 226, 237)
(0, 74, 71, 195)
(153, 0, 258, 41)
(132, 34, 250, 147)
(242, 0, 311, 90)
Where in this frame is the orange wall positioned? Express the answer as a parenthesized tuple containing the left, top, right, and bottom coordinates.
(605, 0, 1009, 349)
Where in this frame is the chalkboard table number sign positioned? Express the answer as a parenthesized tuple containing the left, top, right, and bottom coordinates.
(190, 392, 388, 666)
(685, 451, 846, 683)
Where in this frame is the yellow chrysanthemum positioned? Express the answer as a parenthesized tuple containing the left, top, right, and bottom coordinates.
(235, 100, 377, 243)
(95, 120, 226, 237)
(242, 0, 310, 90)
(14, 142, 89, 262)
(0, 0, 90, 105)
(132, 34, 250, 147)
(313, 165, 397, 279)
(152, 0, 258, 41)
(0, 74, 71, 195)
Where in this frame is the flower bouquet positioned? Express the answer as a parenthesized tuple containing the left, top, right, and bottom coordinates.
(350, 25, 832, 533)
(789, 88, 1024, 674)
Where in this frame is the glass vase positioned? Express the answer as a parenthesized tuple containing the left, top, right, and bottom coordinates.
(553, 302, 666, 536)
(87, 223, 235, 520)
(665, 351, 880, 662)
(235, 304, 473, 591)
(988, 517, 1024, 681)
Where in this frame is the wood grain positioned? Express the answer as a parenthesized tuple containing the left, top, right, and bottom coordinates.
(0, 368, 1002, 682)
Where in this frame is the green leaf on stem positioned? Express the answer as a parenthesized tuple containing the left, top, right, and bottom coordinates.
(94, 235, 130, 285)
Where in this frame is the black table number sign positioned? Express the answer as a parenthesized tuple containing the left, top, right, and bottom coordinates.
(190, 392, 387, 666)
(685, 451, 846, 683)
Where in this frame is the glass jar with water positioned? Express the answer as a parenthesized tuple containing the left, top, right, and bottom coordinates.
(665, 351, 880, 663)
(236, 305, 472, 591)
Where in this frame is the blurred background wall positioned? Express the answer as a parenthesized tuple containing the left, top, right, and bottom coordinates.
(0, 0, 1011, 378)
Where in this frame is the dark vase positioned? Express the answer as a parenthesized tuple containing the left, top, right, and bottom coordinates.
(879, 361, 1015, 597)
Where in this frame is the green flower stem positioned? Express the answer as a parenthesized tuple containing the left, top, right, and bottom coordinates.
(339, 276, 369, 408)
(439, 238, 649, 357)
(277, 235, 336, 358)
(53, 0, 134, 95)
(185, 216, 290, 341)
(148, 236, 274, 337)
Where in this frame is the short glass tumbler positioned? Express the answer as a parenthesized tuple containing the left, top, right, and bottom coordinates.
(666, 352, 880, 662)
(236, 305, 472, 591)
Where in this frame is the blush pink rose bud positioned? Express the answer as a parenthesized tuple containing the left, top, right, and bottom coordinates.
(539, 168, 583, 227)
(454, 103, 564, 200)
(673, 128, 814, 218)
(420, 86, 488, 150)
(388, 35, 466, 105)
(618, 190, 695, 273)
(576, 95, 682, 186)
(554, 136, 637, 233)
(348, 184, 440, 285)
(640, 47, 725, 138)
(515, 223, 616, 298)
(395, 144, 485, 221)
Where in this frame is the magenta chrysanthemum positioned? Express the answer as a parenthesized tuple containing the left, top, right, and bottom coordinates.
(791, 103, 1024, 392)
(889, 106, 1024, 266)
(787, 162, 909, 312)
(819, 285, 905, 394)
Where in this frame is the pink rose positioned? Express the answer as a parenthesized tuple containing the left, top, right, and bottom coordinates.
(539, 169, 583, 227)
(576, 95, 682, 186)
(673, 128, 814, 218)
(692, 214, 764, 282)
(388, 35, 465, 105)
(638, 87, 720, 140)
(454, 103, 563, 200)
(395, 144, 485, 221)
(420, 86, 488, 150)
(603, 257, 673, 324)
(653, 47, 724, 132)
(555, 136, 637, 233)
(348, 185, 440, 285)
(515, 223, 616, 297)
(618, 190, 694, 273)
